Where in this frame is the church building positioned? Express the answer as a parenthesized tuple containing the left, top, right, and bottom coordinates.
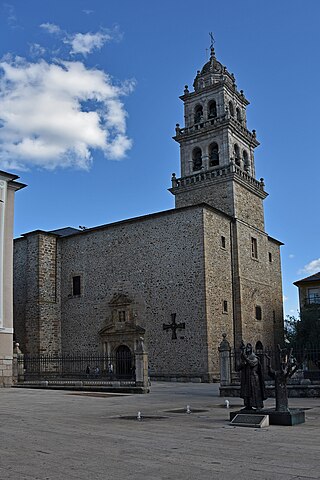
(13, 46, 284, 381)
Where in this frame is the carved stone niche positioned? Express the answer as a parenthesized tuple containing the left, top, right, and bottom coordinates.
(98, 293, 145, 356)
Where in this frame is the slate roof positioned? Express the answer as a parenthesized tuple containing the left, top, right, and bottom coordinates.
(294, 272, 320, 285)
(49, 227, 81, 237)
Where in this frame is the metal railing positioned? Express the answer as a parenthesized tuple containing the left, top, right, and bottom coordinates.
(18, 352, 135, 381)
(227, 345, 320, 384)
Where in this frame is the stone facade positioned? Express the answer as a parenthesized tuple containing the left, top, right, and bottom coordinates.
(0, 170, 26, 387)
(13, 46, 284, 382)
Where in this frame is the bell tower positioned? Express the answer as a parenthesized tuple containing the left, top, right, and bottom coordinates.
(170, 46, 268, 231)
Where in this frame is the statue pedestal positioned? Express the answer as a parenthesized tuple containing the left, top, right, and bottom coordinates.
(230, 408, 305, 426)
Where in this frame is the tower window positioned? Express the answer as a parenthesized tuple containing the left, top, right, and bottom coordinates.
(228, 101, 235, 117)
(221, 236, 226, 249)
(192, 147, 202, 171)
(236, 107, 242, 122)
(194, 105, 203, 124)
(223, 300, 228, 313)
(118, 311, 126, 322)
(269, 252, 272, 262)
(234, 144, 240, 166)
(243, 150, 249, 171)
(251, 237, 258, 259)
(209, 142, 219, 167)
(72, 275, 81, 296)
(208, 100, 217, 118)
(255, 306, 262, 321)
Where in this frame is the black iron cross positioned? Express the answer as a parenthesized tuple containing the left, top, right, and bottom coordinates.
(163, 313, 185, 340)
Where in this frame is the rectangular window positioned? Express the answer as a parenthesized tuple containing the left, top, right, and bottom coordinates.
(118, 311, 126, 322)
(307, 288, 320, 305)
(251, 237, 258, 259)
(223, 300, 228, 313)
(221, 236, 226, 249)
(72, 275, 81, 296)
(268, 252, 272, 262)
(255, 305, 262, 321)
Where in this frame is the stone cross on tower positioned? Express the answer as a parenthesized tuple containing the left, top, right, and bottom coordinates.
(163, 313, 185, 340)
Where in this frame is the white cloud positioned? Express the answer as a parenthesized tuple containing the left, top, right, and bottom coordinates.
(29, 43, 46, 57)
(0, 57, 135, 170)
(288, 254, 295, 259)
(300, 258, 320, 275)
(66, 32, 112, 56)
(40, 23, 61, 35)
(283, 295, 288, 302)
(4, 3, 17, 28)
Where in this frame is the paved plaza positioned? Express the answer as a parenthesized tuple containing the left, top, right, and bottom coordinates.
(0, 383, 319, 479)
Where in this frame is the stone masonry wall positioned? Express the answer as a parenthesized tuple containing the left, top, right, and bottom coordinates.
(13, 233, 61, 354)
(235, 220, 283, 349)
(175, 180, 234, 218)
(266, 237, 284, 347)
(13, 238, 27, 348)
(38, 234, 61, 354)
(59, 207, 209, 379)
(21, 234, 40, 353)
(233, 182, 265, 231)
(203, 209, 234, 379)
(0, 352, 13, 387)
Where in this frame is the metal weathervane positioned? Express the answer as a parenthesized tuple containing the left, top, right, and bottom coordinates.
(209, 32, 215, 49)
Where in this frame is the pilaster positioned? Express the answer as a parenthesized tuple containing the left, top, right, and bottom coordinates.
(0, 171, 26, 387)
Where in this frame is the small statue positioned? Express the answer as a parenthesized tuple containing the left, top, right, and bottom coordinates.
(175, 123, 182, 135)
(266, 346, 299, 412)
(171, 173, 178, 188)
(238, 341, 267, 410)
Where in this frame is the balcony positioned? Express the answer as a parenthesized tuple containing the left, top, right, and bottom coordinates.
(171, 163, 265, 192)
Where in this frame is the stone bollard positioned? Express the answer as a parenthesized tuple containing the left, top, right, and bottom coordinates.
(12, 342, 24, 384)
(218, 334, 231, 386)
(134, 337, 149, 391)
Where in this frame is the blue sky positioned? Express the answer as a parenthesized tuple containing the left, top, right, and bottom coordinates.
(1, 0, 319, 317)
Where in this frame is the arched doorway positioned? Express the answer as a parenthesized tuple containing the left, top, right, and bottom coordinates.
(115, 345, 132, 377)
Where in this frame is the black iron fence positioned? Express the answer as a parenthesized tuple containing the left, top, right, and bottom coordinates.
(18, 352, 135, 381)
(228, 345, 320, 384)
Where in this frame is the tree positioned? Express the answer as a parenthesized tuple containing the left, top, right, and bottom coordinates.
(285, 307, 320, 348)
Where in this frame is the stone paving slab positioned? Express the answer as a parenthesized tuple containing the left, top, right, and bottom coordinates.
(0, 383, 319, 479)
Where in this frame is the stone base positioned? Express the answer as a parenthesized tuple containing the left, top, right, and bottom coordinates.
(13, 381, 150, 394)
(0, 357, 13, 387)
(230, 408, 305, 426)
(220, 384, 320, 398)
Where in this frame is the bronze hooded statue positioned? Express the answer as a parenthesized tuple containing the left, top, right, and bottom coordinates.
(238, 342, 267, 410)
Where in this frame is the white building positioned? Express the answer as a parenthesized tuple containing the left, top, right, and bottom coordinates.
(0, 170, 26, 386)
